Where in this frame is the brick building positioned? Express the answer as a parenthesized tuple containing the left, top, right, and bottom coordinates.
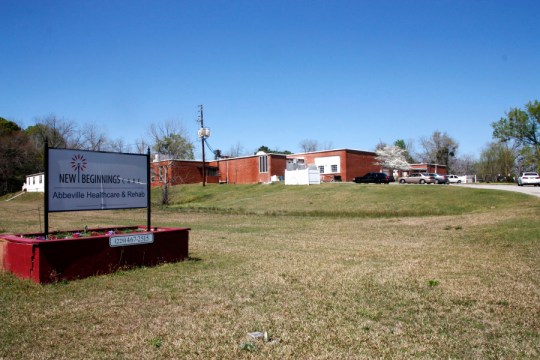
(287, 149, 380, 182)
(149, 150, 449, 187)
(407, 163, 448, 175)
(151, 149, 380, 186)
(209, 152, 288, 184)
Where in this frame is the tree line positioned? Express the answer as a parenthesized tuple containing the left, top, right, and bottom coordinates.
(372, 100, 539, 181)
(2, 100, 538, 194)
(0, 115, 195, 196)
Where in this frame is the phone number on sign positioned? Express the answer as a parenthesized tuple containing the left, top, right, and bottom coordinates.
(109, 233, 154, 247)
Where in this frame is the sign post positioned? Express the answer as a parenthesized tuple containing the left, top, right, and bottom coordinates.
(147, 147, 151, 231)
(44, 141, 50, 238)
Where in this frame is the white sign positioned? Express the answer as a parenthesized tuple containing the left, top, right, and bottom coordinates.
(109, 233, 154, 247)
(48, 148, 148, 212)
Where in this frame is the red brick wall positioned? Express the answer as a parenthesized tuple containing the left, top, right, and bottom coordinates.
(344, 151, 380, 181)
(151, 161, 218, 187)
(210, 154, 287, 184)
(271, 156, 287, 181)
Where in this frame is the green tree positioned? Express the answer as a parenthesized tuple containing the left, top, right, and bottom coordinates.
(0, 118, 41, 195)
(154, 133, 194, 160)
(394, 139, 415, 163)
(149, 120, 194, 205)
(150, 121, 194, 160)
(476, 142, 517, 182)
(0, 117, 22, 135)
(492, 100, 540, 172)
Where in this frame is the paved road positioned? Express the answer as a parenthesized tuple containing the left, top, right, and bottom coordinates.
(454, 183, 540, 198)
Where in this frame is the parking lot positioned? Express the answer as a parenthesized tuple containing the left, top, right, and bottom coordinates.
(454, 183, 540, 198)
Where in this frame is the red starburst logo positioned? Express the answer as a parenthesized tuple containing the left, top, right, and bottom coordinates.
(71, 154, 87, 182)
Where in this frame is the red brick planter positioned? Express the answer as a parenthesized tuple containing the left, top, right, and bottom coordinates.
(0, 226, 189, 284)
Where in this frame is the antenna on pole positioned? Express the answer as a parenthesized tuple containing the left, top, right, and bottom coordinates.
(197, 105, 210, 186)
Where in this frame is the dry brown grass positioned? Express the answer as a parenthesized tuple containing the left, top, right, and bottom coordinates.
(1, 187, 539, 359)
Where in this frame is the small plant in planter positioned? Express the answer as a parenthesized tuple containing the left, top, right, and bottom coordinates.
(23, 226, 147, 240)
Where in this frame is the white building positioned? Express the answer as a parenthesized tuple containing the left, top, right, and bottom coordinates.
(284, 160, 321, 185)
(22, 173, 45, 192)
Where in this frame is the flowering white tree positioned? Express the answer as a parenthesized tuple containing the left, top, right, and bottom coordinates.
(375, 146, 411, 171)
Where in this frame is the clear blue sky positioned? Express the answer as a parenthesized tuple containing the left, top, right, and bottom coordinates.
(2, 0, 539, 159)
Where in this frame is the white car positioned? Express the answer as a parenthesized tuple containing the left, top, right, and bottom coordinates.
(517, 172, 540, 186)
(447, 174, 467, 184)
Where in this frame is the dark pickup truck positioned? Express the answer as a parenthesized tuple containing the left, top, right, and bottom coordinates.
(353, 172, 393, 184)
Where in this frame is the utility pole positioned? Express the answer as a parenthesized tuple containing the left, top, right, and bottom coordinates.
(198, 105, 206, 186)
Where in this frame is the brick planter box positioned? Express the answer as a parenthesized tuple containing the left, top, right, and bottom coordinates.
(0, 226, 189, 284)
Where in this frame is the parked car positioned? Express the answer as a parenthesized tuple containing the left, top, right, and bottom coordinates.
(426, 173, 448, 184)
(447, 174, 467, 183)
(517, 172, 540, 186)
(354, 172, 393, 184)
(398, 173, 436, 184)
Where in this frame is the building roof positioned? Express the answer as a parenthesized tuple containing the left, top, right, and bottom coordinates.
(289, 148, 377, 156)
(211, 152, 288, 161)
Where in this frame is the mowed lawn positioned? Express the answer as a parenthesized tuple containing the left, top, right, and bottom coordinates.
(1, 183, 539, 359)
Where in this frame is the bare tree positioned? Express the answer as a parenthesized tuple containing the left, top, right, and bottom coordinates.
(26, 115, 81, 149)
(299, 139, 319, 153)
(80, 123, 107, 151)
(227, 142, 245, 157)
(374, 140, 388, 151)
(419, 131, 458, 170)
(451, 154, 478, 176)
(107, 138, 132, 153)
(320, 141, 334, 150)
(135, 138, 150, 154)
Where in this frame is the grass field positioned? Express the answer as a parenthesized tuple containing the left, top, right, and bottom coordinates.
(1, 183, 539, 359)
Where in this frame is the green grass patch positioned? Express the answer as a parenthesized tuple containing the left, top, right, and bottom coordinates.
(164, 183, 534, 217)
(1, 183, 539, 358)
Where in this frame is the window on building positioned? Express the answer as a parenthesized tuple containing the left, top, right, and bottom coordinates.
(32, 177, 35, 184)
(319, 166, 324, 174)
(314, 155, 340, 175)
(39, 175, 42, 184)
(151, 168, 155, 182)
(259, 155, 268, 173)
